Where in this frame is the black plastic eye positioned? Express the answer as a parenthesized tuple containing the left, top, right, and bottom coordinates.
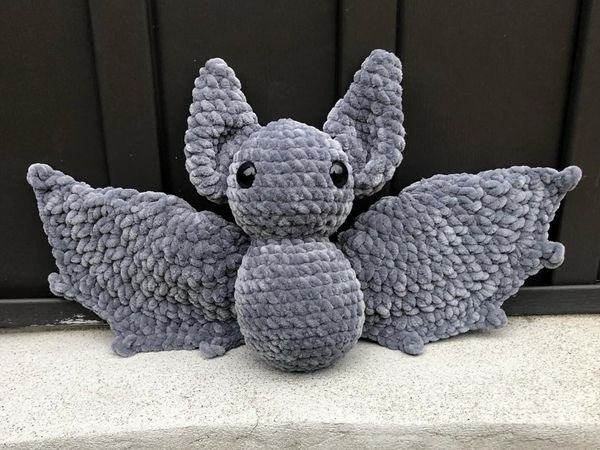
(236, 161, 256, 188)
(330, 161, 348, 188)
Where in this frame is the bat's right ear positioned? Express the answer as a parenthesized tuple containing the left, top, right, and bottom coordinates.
(324, 50, 405, 198)
(185, 58, 260, 203)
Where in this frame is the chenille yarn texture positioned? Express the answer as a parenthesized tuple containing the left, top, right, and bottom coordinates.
(338, 165, 581, 355)
(27, 49, 581, 371)
(27, 164, 249, 358)
(228, 120, 364, 371)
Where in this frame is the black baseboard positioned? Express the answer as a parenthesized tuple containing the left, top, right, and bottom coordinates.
(1, 284, 598, 328)
(0, 298, 103, 328)
(503, 284, 600, 315)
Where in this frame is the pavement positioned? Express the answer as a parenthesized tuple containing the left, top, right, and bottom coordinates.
(1, 315, 599, 449)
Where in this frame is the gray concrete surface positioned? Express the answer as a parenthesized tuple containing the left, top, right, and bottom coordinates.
(1, 315, 599, 449)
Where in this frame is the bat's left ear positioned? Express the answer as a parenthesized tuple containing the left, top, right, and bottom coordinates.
(324, 49, 405, 198)
(185, 58, 260, 203)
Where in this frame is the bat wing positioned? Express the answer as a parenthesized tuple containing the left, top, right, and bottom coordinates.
(338, 166, 581, 355)
(27, 164, 249, 357)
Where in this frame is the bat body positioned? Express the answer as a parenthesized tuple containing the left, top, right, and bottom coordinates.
(235, 239, 363, 371)
(224, 118, 366, 370)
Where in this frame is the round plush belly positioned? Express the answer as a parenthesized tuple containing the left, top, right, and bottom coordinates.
(234, 239, 364, 371)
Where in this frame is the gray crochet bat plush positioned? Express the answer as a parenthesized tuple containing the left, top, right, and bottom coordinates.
(27, 50, 581, 371)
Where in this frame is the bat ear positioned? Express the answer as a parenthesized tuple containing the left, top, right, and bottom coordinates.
(185, 58, 260, 203)
(324, 50, 405, 198)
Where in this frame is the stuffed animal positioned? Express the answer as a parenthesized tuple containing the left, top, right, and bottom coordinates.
(27, 50, 581, 371)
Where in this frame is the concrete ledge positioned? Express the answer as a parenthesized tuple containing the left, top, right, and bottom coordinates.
(1, 316, 599, 449)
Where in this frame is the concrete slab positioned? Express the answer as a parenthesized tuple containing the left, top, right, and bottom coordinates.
(1, 315, 599, 449)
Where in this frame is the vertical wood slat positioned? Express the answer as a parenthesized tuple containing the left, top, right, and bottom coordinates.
(88, 0, 162, 191)
(553, 0, 600, 285)
(394, 0, 579, 288)
(394, 0, 578, 191)
(337, 0, 398, 96)
(335, 0, 399, 227)
(0, 0, 109, 297)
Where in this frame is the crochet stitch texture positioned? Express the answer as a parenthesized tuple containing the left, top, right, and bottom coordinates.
(338, 165, 581, 355)
(27, 164, 248, 358)
(27, 50, 581, 371)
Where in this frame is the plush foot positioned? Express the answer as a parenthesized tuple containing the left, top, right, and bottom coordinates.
(373, 328, 425, 355)
(484, 307, 508, 329)
(196, 321, 244, 358)
(111, 334, 139, 357)
(198, 341, 227, 359)
(398, 331, 425, 355)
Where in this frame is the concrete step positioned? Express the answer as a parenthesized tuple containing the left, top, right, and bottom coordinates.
(1, 315, 599, 449)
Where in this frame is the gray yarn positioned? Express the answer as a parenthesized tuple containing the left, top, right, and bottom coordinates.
(185, 58, 260, 204)
(324, 49, 405, 198)
(27, 49, 581, 371)
(27, 164, 248, 358)
(338, 166, 581, 355)
(235, 238, 363, 372)
(227, 120, 363, 371)
(227, 119, 355, 239)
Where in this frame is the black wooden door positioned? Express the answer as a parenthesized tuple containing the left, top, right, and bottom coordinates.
(1, 0, 598, 326)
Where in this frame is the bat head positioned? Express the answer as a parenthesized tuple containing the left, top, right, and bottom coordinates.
(184, 50, 405, 239)
(227, 119, 354, 239)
